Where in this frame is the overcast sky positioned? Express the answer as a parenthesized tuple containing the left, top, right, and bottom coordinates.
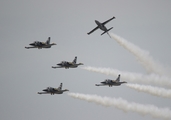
(1, 0, 171, 120)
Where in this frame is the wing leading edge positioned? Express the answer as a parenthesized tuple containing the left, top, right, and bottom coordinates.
(87, 26, 99, 35)
(102, 16, 115, 25)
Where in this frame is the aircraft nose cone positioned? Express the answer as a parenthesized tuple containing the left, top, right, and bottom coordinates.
(95, 20, 100, 25)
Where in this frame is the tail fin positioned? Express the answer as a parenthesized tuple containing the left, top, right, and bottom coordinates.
(46, 37, 50, 44)
(58, 83, 62, 90)
(116, 74, 120, 82)
(72, 56, 77, 64)
(101, 27, 113, 36)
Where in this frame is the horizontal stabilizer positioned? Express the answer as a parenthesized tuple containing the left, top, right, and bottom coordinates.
(101, 27, 113, 36)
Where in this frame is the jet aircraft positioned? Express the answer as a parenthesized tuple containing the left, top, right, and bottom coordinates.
(87, 16, 115, 37)
(95, 74, 127, 87)
(52, 56, 83, 69)
(25, 37, 56, 49)
(37, 83, 69, 95)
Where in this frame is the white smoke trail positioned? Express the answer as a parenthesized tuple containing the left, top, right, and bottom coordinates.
(126, 83, 171, 99)
(110, 33, 170, 76)
(68, 92, 171, 120)
(82, 66, 171, 88)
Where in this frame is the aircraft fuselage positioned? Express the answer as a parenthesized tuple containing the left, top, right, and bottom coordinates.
(96, 81, 127, 87)
(29, 42, 52, 48)
(57, 62, 75, 68)
(101, 82, 121, 86)
(38, 91, 63, 95)
(38, 88, 69, 95)
(57, 64, 79, 69)
(56, 62, 83, 69)
(95, 20, 108, 32)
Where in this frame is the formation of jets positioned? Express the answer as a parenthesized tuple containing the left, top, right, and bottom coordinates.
(25, 16, 127, 95)
(52, 56, 83, 69)
(95, 74, 127, 87)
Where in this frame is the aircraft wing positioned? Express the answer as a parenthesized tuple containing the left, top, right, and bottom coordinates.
(25, 46, 37, 49)
(37, 92, 49, 94)
(52, 66, 63, 68)
(102, 16, 115, 25)
(87, 26, 99, 35)
(95, 84, 106, 86)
